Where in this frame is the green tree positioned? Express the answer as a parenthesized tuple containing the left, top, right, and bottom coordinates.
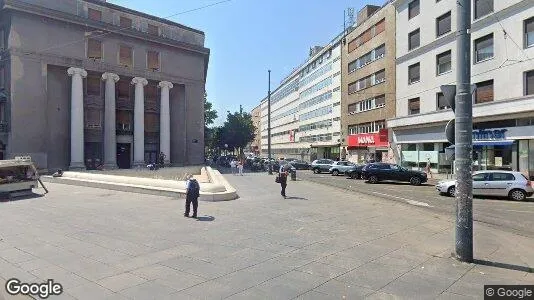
(204, 92, 218, 127)
(204, 92, 219, 155)
(220, 106, 255, 158)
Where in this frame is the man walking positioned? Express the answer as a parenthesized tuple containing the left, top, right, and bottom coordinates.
(278, 164, 289, 198)
(230, 159, 236, 175)
(237, 160, 244, 176)
(184, 174, 200, 218)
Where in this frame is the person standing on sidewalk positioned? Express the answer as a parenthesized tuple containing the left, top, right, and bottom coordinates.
(237, 160, 244, 176)
(184, 174, 200, 218)
(230, 159, 236, 175)
(278, 164, 289, 198)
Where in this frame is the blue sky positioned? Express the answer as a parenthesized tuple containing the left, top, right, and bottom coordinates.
(110, 0, 384, 125)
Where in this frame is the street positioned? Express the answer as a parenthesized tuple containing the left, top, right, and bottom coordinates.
(297, 170, 534, 239)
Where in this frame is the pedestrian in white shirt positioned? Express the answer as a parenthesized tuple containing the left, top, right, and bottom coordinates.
(237, 160, 244, 176)
(230, 159, 236, 175)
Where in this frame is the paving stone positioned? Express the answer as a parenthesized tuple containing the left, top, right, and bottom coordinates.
(97, 272, 148, 292)
(336, 262, 413, 290)
(0, 248, 36, 264)
(66, 281, 116, 300)
(255, 270, 330, 299)
(312, 279, 376, 298)
(296, 261, 351, 279)
(380, 272, 456, 299)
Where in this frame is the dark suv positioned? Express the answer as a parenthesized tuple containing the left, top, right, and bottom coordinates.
(361, 163, 427, 186)
(345, 164, 365, 179)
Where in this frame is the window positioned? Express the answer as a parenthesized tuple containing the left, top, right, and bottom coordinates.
(376, 95, 386, 107)
(145, 113, 159, 132)
(473, 173, 488, 181)
(408, 63, 420, 84)
(0, 67, 4, 89)
(119, 16, 132, 29)
(117, 81, 129, 98)
(88, 8, 102, 21)
(348, 82, 357, 94)
(525, 17, 534, 48)
(119, 45, 133, 67)
(0, 29, 4, 50)
(491, 173, 515, 181)
(474, 0, 493, 20)
(84, 109, 101, 128)
(436, 11, 451, 37)
(474, 80, 494, 104)
(147, 50, 160, 71)
(408, 98, 420, 115)
(86, 76, 101, 96)
(348, 60, 357, 73)
(422, 143, 434, 151)
(375, 44, 385, 58)
(526, 70, 534, 95)
(437, 92, 449, 110)
(116, 111, 132, 131)
(436, 50, 451, 75)
(474, 34, 494, 62)
(408, 29, 420, 50)
(408, 0, 420, 19)
(374, 69, 385, 84)
(87, 38, 102, 60)
(375, 19, 385, 35)
(148, 24, 159, 35)
(348, 103, 357, 113)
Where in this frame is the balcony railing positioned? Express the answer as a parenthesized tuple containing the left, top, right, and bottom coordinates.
(116, 123, 133, 135)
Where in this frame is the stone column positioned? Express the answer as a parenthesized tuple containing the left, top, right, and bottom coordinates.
(131, 77, 148, 167)
(67, 67, 87, 170)
(102, 72, 120, 169)
(158, 81, 173, 166)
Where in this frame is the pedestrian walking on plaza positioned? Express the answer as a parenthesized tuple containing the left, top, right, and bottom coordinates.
(184, 174, 200, 218)
(425, 159, 433, 179)
(230, 159, 237, 175)
(237, 160, 244, 176)
(278, 164, 289, 198)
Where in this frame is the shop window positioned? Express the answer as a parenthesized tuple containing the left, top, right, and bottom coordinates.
(147, 50, 160, 71)
(474, 34, 494, 63)
(474, 0, 493, 20)
(408, 0, 420, 19)
(436, 11, 451, 37)
(408, 29, 420, 51)
(87, 38, 102, 60)
(408, 97, 420, 115)
(119, 16, 132, 29)
(526, 70, 534, 95)
(474, 79, 494, 103)
(86, 76, 101, 96)
(436, 50, 452, 75)
(119, 45, 133, 68)
(88, 8, 102, 21)
(408, 63, 420, 84)
(525, 17, 534, 48)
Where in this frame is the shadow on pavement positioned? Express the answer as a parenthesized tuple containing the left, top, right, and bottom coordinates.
(474, 259, 534, 273)
(0, 192, 45, 203)
(196, 216, 215, 222)
(285, 196, 308, 200)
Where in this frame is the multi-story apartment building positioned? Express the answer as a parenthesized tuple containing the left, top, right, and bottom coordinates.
(388, 0, 534, 179)
(260, 36, 343, 161)
(0, 0, 208, 170)
(342, 3, 396, 164)
(249, 103, 261, 155)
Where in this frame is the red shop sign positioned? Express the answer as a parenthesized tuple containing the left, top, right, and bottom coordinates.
(348, 129, 389, 147)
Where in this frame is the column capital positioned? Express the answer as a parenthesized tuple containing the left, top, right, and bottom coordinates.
(158, 81, 174, 90)
(102, 72, 120, 82)
(67, 67, 87, 78)
(131, 77, 148, 86)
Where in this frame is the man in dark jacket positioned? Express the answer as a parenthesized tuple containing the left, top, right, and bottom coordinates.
(184, 174, 200, 218)
(279, 165, 289, 199)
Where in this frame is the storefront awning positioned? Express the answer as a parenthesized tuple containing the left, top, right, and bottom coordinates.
(446, 140, 513, 149)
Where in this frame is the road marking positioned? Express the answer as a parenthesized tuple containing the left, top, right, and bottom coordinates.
(371, 191, 432, 207)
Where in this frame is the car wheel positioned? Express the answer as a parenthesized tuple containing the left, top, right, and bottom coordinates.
(332, 170, 339, 176)
(350, 172, 357, 179)
(509, 189, 526, 201)
(368, 175, 378, 184)
(447, 186, 456, 197)
(313, 168, 320, 174)
(410, 177, 421, 186)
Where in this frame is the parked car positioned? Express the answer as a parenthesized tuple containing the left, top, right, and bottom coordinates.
(361, 163, 427, 186)
(311, 159, 335, 174)
(289, 160, 310, 170)
(284, 158, 298, 162)
(436, 171, 534, 201)
(345, 164, 365, 179)
(328, 161, 356, 176)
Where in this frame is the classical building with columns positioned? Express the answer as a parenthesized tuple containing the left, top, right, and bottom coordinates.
(0, 0, 209, 170)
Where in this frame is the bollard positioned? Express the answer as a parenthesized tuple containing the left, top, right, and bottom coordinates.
(291, 169, 297, 181)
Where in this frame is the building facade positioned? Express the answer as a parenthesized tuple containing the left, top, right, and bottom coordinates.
(341, 3, 396, 164)
(388, 0, 534, 179)
(0, 0, 209, 171)
(249, 103, 261, 155)
(260, 36, 343, 161)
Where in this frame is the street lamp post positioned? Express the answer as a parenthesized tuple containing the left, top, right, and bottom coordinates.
(267, 70, 273, 175)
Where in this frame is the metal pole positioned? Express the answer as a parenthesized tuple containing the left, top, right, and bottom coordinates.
(455, 0, 473, 263)
(267, 70, 273, 175)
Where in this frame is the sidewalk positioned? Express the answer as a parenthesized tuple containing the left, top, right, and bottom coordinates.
(0, 173, 532, 299)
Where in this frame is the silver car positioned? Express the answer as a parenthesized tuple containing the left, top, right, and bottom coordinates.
(328, 161, 356, 176)
(436, 171, 534, 201)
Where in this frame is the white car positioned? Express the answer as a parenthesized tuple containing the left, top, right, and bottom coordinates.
(436, 171, 534, 201)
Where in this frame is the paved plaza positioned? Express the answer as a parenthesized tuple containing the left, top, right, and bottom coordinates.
(0, 173, 533, 299)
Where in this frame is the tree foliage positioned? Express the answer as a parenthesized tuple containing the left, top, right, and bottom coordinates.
(204, 92, 218, 128)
